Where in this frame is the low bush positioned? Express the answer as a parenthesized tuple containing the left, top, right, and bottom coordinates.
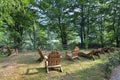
(104, 50, 120, 78)
(0, 49, 8, 57)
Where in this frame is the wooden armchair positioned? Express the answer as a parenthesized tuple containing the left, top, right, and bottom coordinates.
(7, 47, 14, 56)
(78, 50, 95, 60)
(7, 47, 19, 56)
(45, 51, 62, 73)
(103, 47, 115, 53)
(66, 46, 80, 60)
(93, 49, 101, 58)
(97, 48, 105, 54)
(37, 48, 47, 61)
(94, 47, 113, 55)
(108, 47, 115, 52)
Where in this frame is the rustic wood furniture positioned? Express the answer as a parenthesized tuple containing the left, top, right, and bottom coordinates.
(45, 51, 62, 73)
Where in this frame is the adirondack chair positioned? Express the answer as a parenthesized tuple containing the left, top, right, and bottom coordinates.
(103, 47, 110, 53)
(45, 51, 62, 73)
(78, 50, 95, 60)
(98, 47, 111, 54)
(37, 48, 47, 61)
(97, 48, 105, 54)
(93, 49, 101, 58)
(109, 47, 115, 52)
(94, 47, 111, 55)
(66, 46, 80, 60)
(7, 46, 19, 57)
(7, 47, 14, 56)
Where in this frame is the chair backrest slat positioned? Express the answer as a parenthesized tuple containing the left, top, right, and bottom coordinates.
(7, 47, 12, 56)
(72, 47, 79, 57)
(48, 51, 61, 66)
(37, 48, 45, 59)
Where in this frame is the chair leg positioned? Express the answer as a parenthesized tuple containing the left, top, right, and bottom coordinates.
(65, 55, 68, 59)
(108, 50, 111, 54)
(91, 55, 95, 60)
(60, 67, 63, 72)
(47, 67, 49, 73)
(44, 61, 47, 69)
(97, 53, 100, 58)
(70, 57, 75, 61)
(65, 53, 69, 59)
(77, 57, 80, 60)
(45, 61, 49, 73)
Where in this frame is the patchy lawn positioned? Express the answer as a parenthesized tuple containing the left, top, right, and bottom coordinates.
(0, 50, 112, 80)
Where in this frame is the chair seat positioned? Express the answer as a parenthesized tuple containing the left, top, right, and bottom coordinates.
(83, 51, 91, 54)
(66, 53, 78, 59)
(47, 65, 61, 68)
(78, 50, 95, 60)
(66, 53, 72, 57)
(65, 46, 80, 61)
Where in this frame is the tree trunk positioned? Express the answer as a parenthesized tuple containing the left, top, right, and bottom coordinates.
(99, 15, 104, 47)
(58, 17, 67, 50)
(80, 5, 84, 44)
(13, 22, 23, 49)
(33, 21, 36, 49)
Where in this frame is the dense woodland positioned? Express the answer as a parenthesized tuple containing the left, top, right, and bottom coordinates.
(0, 0, 120, 50)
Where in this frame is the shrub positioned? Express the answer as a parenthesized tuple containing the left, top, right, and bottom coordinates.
(104, 50, 120, 78)
(0, 48, 8, 57)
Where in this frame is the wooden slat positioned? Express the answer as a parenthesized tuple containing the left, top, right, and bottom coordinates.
(37, 48, 46, 61)
(45, 51, 62, 73)
(66, 46, 80, 60)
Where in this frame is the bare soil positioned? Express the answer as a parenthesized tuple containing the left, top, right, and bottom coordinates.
(110, 65, 120, 80)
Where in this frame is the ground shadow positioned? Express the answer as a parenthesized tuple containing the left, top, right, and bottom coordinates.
(25, 67, 46, 75)
(15, 54, 40, 64)
(25, 67, 62, 75)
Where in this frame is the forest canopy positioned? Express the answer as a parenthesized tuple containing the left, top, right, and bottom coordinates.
(0, 0, 120, 50)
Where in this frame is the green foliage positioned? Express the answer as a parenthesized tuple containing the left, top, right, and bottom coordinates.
(84, 37, 89, 49)
(0, 0, 37, 49)
(104, 50, 120, 78)
(0, 0, 21, 25)
(0, 0, 120, 50)
(0, 48, 8, 57)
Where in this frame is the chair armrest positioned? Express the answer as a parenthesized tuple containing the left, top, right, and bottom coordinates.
(44, 55, 48, 59)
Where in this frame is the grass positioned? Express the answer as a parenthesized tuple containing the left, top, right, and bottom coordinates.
(0, 50, 113, 80)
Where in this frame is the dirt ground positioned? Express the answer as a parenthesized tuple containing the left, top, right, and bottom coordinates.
(110, 65, 120, 80)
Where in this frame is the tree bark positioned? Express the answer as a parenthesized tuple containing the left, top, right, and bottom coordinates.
(99, 15, 104, 47)
(80, 5, 84, 44)
(58, 17, 67, 50)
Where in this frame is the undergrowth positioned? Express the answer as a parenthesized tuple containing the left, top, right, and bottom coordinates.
(104, 50, 120, 78)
